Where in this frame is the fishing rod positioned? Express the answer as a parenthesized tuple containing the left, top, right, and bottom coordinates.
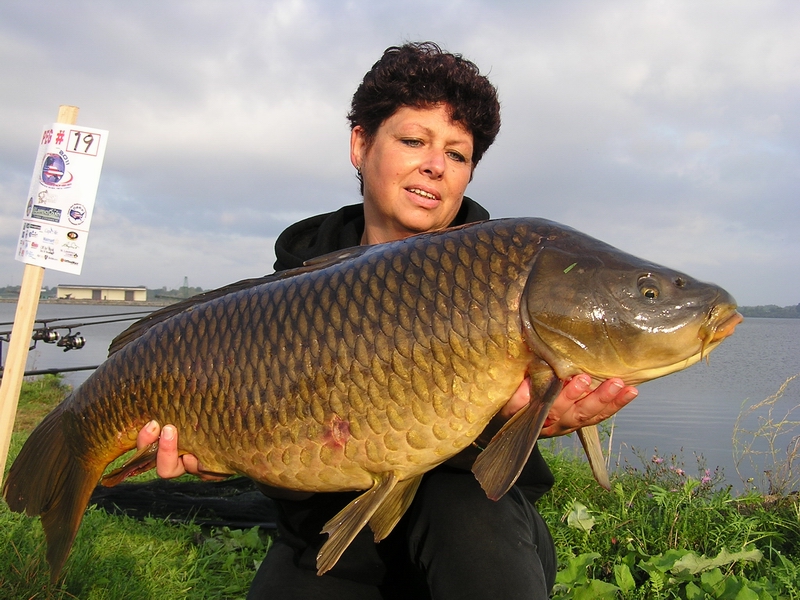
(0, 308, 154, 378)
(0, 309, 155, 332)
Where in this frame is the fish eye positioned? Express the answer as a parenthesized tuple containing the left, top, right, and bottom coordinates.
(637, 275, 660, 300)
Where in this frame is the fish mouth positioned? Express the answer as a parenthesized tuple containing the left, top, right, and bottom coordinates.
(711, 310, 744, 341)
(700, 307, 743, 359)
(595, 305, 743, 385)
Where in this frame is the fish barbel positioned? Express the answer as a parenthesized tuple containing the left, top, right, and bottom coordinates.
(3, 218, 741, 581)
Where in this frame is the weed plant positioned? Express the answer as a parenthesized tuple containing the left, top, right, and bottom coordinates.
(733, 374, 799, 496)
(539, 446, 800, 599)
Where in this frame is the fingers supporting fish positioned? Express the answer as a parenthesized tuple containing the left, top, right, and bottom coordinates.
(136, 419, 161, 448)
(541, 377, 637, 437)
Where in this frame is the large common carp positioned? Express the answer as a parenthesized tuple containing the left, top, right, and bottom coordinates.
(3, 218, 741, 582)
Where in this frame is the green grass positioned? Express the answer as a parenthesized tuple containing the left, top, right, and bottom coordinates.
(2, 375, 271, 599)
(2, 375, 798, 598)
(12, 373, 71, 432)
(1, 500, 270, 599)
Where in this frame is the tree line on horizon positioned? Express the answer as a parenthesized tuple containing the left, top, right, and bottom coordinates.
(737, 303, 800, 318)
(0, 285, 204, 302)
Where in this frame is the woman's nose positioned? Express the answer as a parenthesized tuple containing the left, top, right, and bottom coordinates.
(420, 150, 445, 178)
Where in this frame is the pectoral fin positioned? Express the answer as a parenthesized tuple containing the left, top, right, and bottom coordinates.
(577, 425, 611, 490)
(317, 471, 399, 575)
(472, 376, 562, 500)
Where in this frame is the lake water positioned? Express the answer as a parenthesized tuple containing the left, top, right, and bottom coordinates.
(0, 303, 156, 386)
(609, 317, 800, 491)
(2, 303, 798, 491)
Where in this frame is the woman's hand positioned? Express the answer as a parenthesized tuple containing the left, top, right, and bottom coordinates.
(541, 375, 637, 437)
(498, 374, 638, 438)
(447, 373, 634, 470)
(136, 421, 227, 481)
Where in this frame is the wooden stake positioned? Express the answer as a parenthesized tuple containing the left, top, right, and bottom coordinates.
(0, 106, 79, 489)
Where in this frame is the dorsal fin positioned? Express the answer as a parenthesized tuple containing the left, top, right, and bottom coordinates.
(301, 245, 372, 267)
(108, 246, 374, 356)
(108, 274, 279, 356)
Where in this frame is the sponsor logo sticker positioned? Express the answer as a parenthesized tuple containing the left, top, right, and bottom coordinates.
(40, 153, 73, 188)
(31, 205, 62, 223)
(68, 204, 87, 225)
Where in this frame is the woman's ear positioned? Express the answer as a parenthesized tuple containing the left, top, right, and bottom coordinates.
(350, 126, 367, 170)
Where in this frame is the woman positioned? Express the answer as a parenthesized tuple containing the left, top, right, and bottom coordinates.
(138, 42, 637, 599)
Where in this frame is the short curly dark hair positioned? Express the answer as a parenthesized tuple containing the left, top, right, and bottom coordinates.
(348, 42, 501, 168)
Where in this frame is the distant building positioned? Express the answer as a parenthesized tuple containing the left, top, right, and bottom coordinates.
(57, 284, 147, 302)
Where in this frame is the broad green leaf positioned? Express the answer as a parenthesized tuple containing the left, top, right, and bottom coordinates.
(700, 568, 726, 594)
(567, 501, 596, 532)
(672, 548, 763, 576)
(640, 549, 692, 574)
(613, 563, 636, 593)
(716, 576, 754, 600)
(555, 552, 601, 586)
(733, 583, 761, 600)
(684, 581, 704, 600)
(572, 579, 619, 600)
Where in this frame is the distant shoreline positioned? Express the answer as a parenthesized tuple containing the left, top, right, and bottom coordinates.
(0, 298, 174, 307)
(738, 307, 800, 319)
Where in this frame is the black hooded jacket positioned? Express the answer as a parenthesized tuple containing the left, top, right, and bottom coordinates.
(273, 198, 489, 271)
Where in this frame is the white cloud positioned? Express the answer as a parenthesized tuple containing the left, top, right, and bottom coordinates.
(1, 0, 798, 305)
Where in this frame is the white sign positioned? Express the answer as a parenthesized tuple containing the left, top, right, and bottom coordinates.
(15, 124, 109, 275)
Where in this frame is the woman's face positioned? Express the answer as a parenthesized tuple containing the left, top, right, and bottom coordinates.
(350, 104, 474, 245)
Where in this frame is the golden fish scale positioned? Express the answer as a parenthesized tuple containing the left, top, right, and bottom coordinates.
(66, 221, 540, 492)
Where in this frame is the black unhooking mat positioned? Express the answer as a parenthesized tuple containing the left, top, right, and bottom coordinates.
(90, 477, 278, 529)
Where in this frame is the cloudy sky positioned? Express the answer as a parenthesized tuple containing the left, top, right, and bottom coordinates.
(1, 0, 798, 306)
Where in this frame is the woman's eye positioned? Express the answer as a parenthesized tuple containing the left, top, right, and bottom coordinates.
(447, 151, 467, 163)
(401, 138, 422, 147)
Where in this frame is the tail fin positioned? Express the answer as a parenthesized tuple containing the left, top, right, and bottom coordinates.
(3, 402, 105, 583)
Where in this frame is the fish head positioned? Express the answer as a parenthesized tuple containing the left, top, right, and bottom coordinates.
(521, 228, 742, 386)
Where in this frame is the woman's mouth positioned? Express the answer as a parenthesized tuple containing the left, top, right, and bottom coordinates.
(408, 187, 437, 200)
(407, 188, 440, 207)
